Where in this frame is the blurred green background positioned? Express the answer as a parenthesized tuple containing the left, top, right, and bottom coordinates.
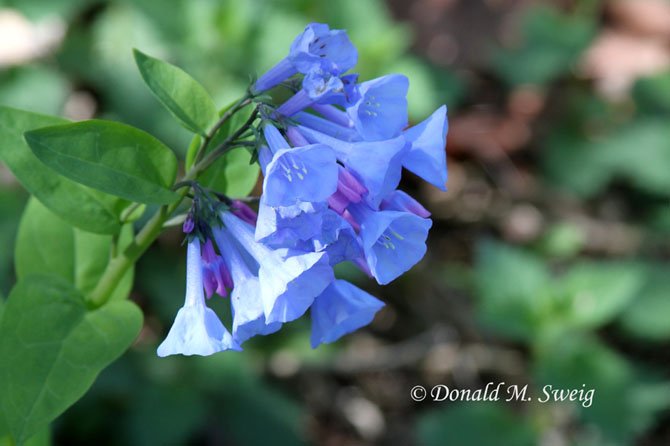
(1, 0, 670, 445)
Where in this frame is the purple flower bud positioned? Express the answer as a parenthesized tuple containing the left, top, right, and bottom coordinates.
(231, 200, 258, 226)
(182, 215, 195, 234)
(380, 190, 431, 218)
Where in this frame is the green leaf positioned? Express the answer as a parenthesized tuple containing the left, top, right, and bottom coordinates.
(15, 198, 134, 301)
(25, 120, 179, 204)
(0, 275, 142, 444)
(633, 70, 670, 115)
(534, 336, 670, 443)
(492, 6, 595, 86)
(544, 119, 670, 197)
(0, 106, 127, 234)
(133, 49, 218, 136)
(558, 262, 643, 330)
(0, 427, 50, 446)
(0, 189, 24, 296)
(199, 148, 259, 198)
(417, 404, 536, 446)
(619, 266, 670, 341)
(475, 240, 550, 340)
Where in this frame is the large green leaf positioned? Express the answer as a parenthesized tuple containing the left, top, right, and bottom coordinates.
(15, 198, 134, 301)
(0, 106, 127, 234)
(0, 275, 142, 444)
(133, 49, 218, 136)
(25, 120, 179, 204)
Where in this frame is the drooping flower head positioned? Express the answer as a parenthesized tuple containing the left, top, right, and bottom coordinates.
(158, 21, 448, 357)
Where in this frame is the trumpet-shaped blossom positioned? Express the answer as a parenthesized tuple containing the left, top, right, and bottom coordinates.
(214, 227, 282, 344)
(347, 202, 432, 285)
(348, 74, 409, 141)
(260, 124, 338, 207)
(403, 105, 449, 190)
(222, 212, 334, 324)
(310, 280, 385, 348)
(157, 240, 240, 357)
(254, 23, 357, 93)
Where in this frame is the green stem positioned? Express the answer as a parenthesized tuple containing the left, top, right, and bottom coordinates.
(193, 94, 253, 166)
(86, 97, 258, 309)
(87, 190, 188, 309)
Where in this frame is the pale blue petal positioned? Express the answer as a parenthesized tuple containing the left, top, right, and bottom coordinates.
(157, 240, 240, 356)
(289, 23, 357, 74)
(310, 280, 385, 348)
(255, 200, 328, 249)
(262, 144, 338, 206)
(357, 209, 433, 285)
(230, 276, 282, 344)
(403, 105, 448, 190)
(348, 74, 409, 141)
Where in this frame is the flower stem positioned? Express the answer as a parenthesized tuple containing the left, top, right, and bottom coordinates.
(86, 95, 258, 309)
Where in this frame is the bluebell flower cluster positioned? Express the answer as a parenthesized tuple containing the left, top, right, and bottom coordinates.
(158, 23, 448, 357)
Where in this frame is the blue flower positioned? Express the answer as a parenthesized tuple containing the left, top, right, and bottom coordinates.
(298, 125, 408, 207)
(214, 227, 282, 344)
(222, 212, 334, 324)
(157, 239, 241, 357)
(402, 105, 449, 190)
(260, 124, 338, 207)
(310, 280, 385, 348)
(347, 202, 432, 285)
(348, 74, 409, 141)
(290, 23, 358, 74)
(254, 23, 357, 93)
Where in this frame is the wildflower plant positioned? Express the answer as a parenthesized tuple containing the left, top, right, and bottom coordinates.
(0, 23, 447, 444)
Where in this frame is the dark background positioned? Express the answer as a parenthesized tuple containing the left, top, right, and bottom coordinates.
(1, 0, 670, 444)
